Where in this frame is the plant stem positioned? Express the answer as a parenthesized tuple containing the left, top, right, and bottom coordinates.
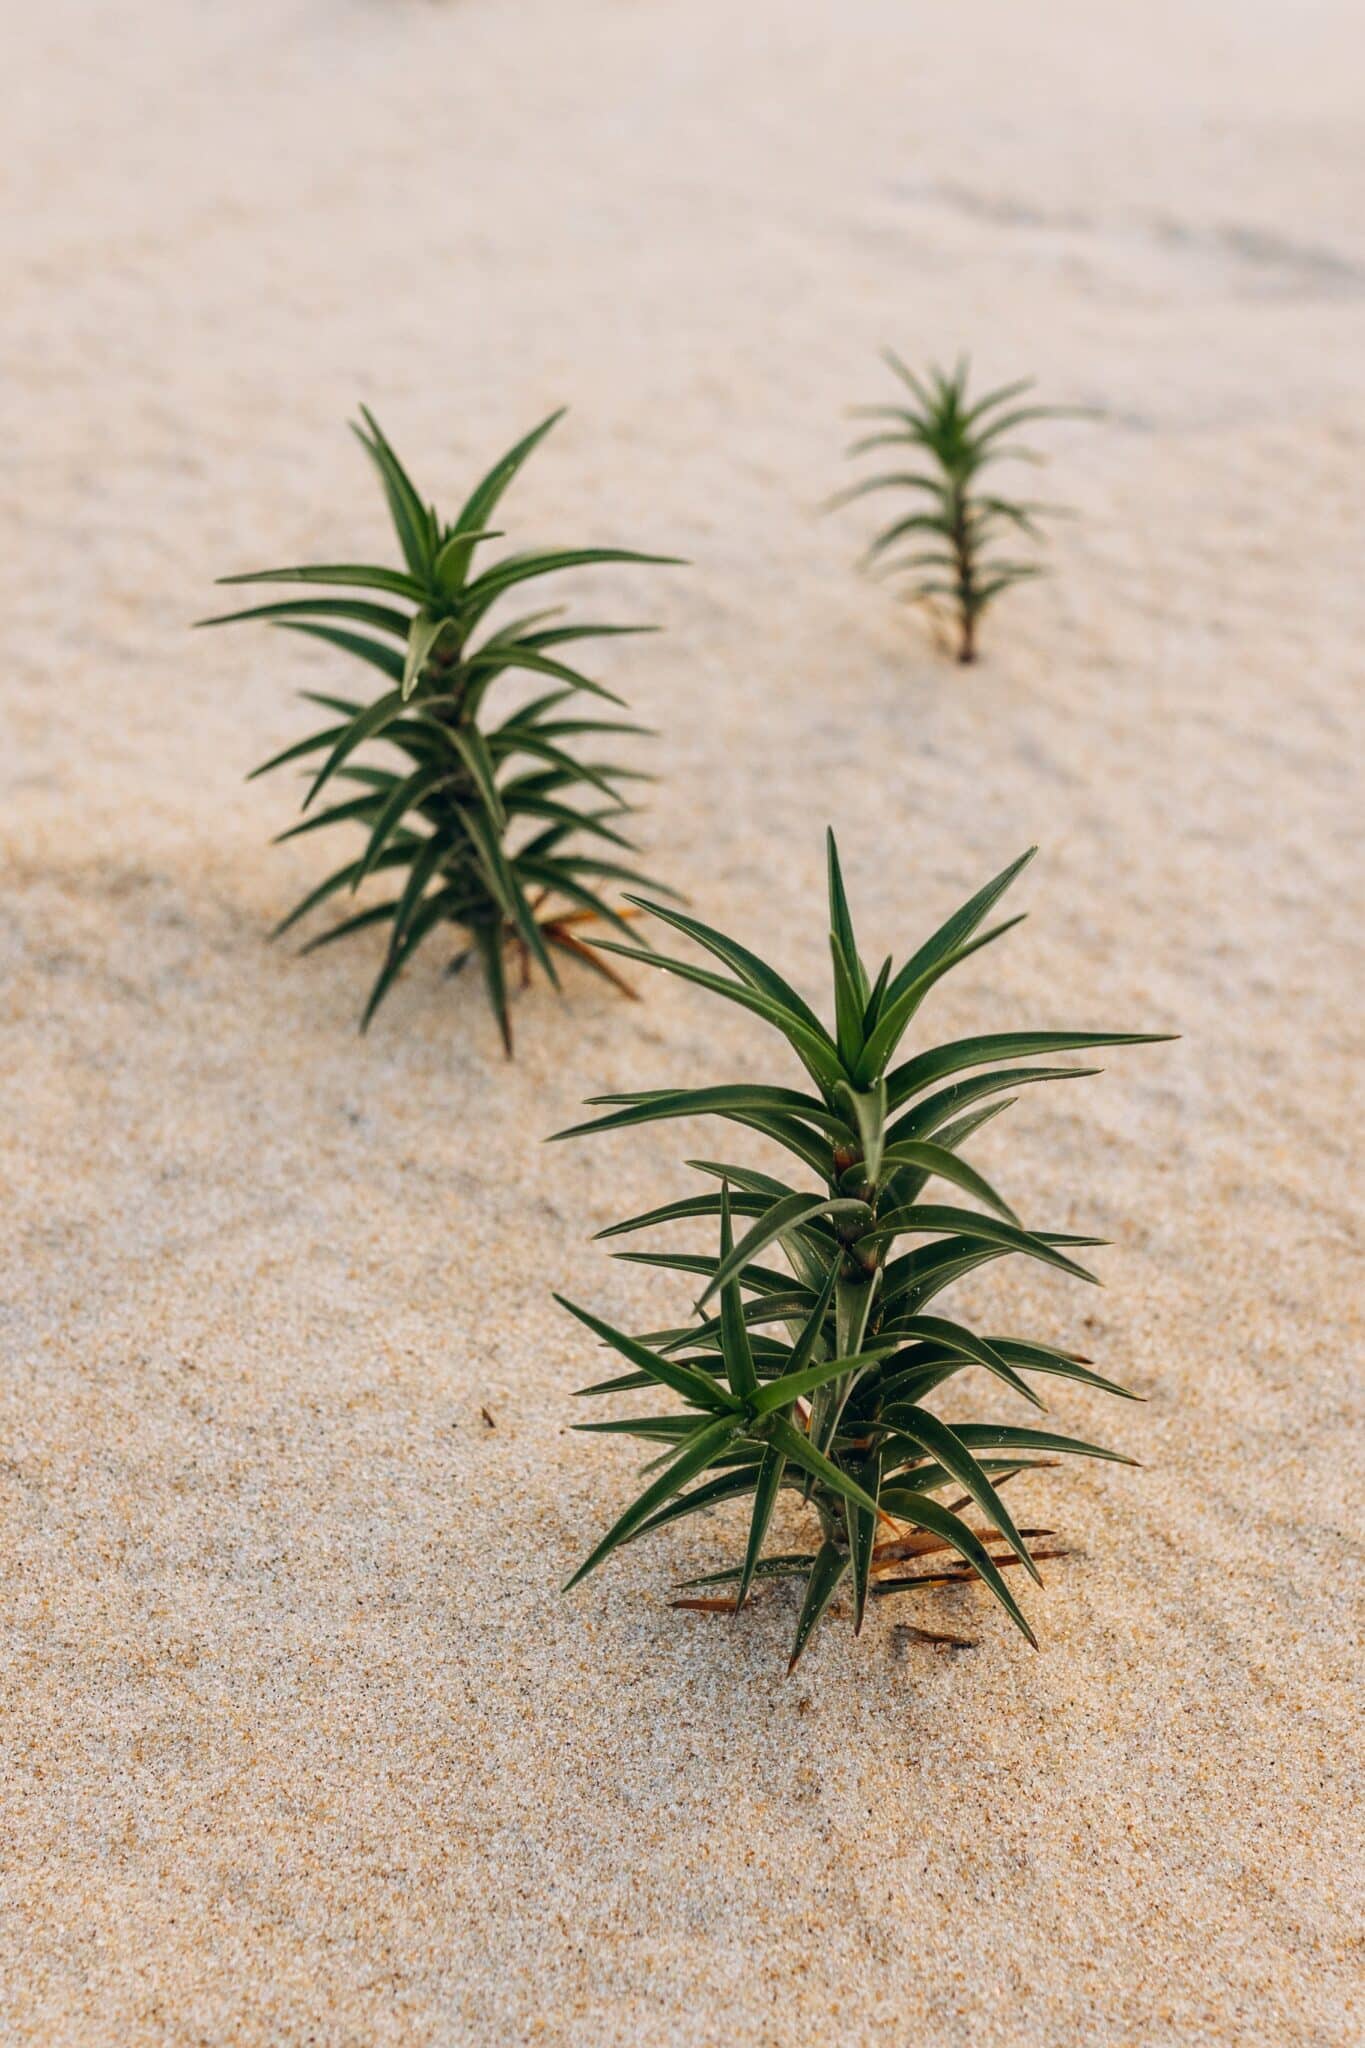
(951, 484, 976, 663)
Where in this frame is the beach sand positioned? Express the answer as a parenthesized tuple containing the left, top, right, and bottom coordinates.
(2, 1, 1362, 2041)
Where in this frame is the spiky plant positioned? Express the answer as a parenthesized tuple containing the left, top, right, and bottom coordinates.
(200, 409, 680, 1049)
(553, 837, 1171, 1669)
(833, 354, 1085, 664)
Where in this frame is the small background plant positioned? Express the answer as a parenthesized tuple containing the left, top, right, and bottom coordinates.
(201, 410, 679, 1050)
(832, 354, 1087, 664)
(555, 837, 1170, 1669)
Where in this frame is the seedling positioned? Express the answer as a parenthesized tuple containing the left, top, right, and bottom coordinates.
(202, 409, 680, 1048)
(833, 354, 1086, 663)
(555, 836, 1171, 1669)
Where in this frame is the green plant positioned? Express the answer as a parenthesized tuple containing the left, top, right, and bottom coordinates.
(832, 354, 1084, 664)
(554, 837, 1171, 1669)
(200, 409, 680, 1049)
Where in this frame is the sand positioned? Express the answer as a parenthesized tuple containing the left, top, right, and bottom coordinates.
(2, 0, 1362, 2041)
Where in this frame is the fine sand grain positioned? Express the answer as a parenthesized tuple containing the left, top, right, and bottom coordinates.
(2, 2, 1362, 2043)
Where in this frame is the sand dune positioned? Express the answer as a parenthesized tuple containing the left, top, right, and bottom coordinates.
(1, 2, 1361, 2042)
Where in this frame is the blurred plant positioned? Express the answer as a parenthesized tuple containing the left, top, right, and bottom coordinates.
(833, 355, 1086, 664)
(555, 836, 1170, 1669)
(201, 410, 679, 1049)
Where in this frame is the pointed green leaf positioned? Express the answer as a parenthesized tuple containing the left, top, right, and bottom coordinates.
(883, 850, 1036, 1011)
(875, 1491, 1037, 1645)
(986, 1338, 1139, 1402)
(631, 1466, 766, 1544)
(304, 689, 405, 808)
(624, 898, 830, 1044)
(275, 622, 407, 684)
(565, 1416, 739, 1590)
(551, 1084, 846, 1145)
(450, 725, 506, 832)
(880, 1409, 1040, 1581)
(749, 1344, 895, 1418)
(353, 409, 435, 578)
(834, 1079, 887, 1185)
(949, 1424, 1136, 1465)
(885, 1316, 1043, 1408)
(463, 547, 683, 627)
(788, 1540, 850, 1671)
(359, 884, 453, 1032)
(857, 916, 1028, 1081)
(401, 611, 454, 701)
(763, 1415, 878, 1517)
(471, 921, 513, 1055)
(352, 761, 451, 891)
(887, 1031, 1175, 1112)
(442, 409, 568, 590)
(698, 1192, 870, 1310)
(856, 1204, 1099, 1283)
(876, 1138, 1016, 1220)
(829, 929, 867, 1070)
(847, 1447, 882, 1634)
(586, 939, 847, 1093)
(199, 596, 414, 639)
(826, 831, 869, 1002)
(717, 1184, 760, 1403)
(555, 1297, 738, 1415)
(212, 563, 426, 602)
(735, 1448, 787, 1612)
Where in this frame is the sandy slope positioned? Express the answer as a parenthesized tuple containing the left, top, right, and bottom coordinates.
(2, 1, 1362, 2042)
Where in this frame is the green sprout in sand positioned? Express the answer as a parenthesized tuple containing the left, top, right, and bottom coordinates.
(202, 410, 680, 1050)
(555, 836, 1171, 1670)
(833, 355, 1088, 664)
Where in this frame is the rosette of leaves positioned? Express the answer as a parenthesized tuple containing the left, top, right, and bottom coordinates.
(832, 354, 1086, 664)
(201, 408, 680, 1049)
(554, 836, 1171, 1668)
